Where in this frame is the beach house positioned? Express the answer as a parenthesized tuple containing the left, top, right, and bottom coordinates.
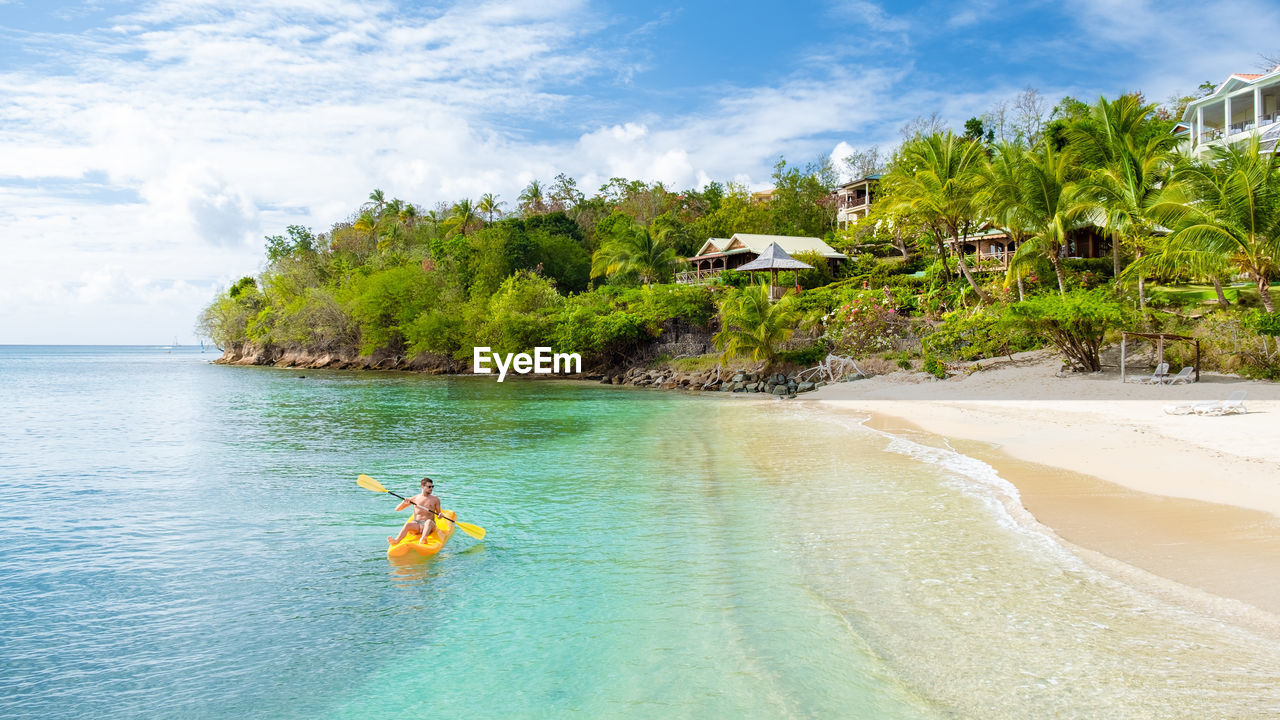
(678, 233, 847, 284)
(833, 175, 879, 230)
(1181, 64, 1280, 155)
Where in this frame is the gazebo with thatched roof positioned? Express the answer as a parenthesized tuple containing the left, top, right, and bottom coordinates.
(736, 242, 813, 300)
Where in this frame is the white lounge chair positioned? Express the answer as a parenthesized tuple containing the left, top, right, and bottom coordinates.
(1196, 390, 1248, 416)
(1165, 366, 1194, 385)
(1140, 362, 1170, 384)
(1164, 399, 1216, 415)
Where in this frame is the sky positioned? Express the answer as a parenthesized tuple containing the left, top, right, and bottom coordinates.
(1, 0, 1279, 344)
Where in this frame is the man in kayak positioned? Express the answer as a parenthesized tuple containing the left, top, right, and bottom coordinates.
(387, 477, 443, 545)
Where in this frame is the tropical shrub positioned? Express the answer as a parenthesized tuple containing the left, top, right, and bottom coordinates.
(1193, 310, 1280, 379)
(822, 292, 908, 358)
(920, 306, 1039, 363)
(1006, 289, 1131, 371)
(714, 282, 801, 368)
(474, 271, 562, 355)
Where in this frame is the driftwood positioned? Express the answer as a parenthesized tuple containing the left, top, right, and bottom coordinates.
(702, 363, 722, 390)
(797, 354, 866, 384)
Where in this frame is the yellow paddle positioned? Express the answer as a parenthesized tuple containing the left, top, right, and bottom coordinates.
(357, 474, 486, 541)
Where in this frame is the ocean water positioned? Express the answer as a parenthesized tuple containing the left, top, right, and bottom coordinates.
(2, 346, 1278, 719)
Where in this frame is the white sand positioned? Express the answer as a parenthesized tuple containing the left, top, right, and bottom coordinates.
(803, 350, 1280, 517)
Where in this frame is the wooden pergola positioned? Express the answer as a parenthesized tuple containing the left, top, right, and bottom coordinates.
(1119, 331, 1200, 383)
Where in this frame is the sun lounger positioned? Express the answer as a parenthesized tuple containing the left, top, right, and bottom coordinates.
(1167, 390, 1248, 416)
(1196, 390, 1248, 416)
(1140, 362, 1170, 384)
(1165, 366, 1194, 385)
(1163, 400, 1216, 415)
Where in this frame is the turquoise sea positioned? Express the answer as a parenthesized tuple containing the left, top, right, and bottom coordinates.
(2, 346, 1279, 719)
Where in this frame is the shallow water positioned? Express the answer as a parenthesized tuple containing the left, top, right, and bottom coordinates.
(1, 347, 1277, 718)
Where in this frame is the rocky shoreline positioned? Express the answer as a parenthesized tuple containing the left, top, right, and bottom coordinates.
(215, 342, 830, 397)
(597, 366, 826, 397)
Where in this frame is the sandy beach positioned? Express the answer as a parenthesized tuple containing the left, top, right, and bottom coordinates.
(803, 350, 1280, 619)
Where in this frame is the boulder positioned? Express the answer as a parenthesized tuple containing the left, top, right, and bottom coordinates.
(772, 385, 789, 395)
(797, 381, 815, 392)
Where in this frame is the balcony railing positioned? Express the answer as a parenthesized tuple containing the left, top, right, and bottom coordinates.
(676, 269, 722, 285)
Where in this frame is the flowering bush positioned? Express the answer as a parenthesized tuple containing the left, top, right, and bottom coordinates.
(821, 291, 909, 357)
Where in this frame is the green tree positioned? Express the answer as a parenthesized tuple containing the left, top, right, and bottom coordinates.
(590, 217, 679, 287)
(714, 282, 801, 368)
(478, 193, 503, 223)
(452, 198, 479, 236)
(264, 225, 316, 263)
(1069, 95, 1179, 304)
(518, 180, 547, 215)
(531, 230, 591, 293)
(769, 158, 837, 237)
(885, 131, 992, 302)
(1007, 289, 1130, 371)
(476, 271, 562, 354)
(347, 265, 437, 354)
(686, 182, 772, 240)
(984, 141, 1085, 294)
(364, 188, 387, 215)
(1144, 136, 1280, 312)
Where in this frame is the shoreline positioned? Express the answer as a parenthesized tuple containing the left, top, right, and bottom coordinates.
(800, 352, 1280, 624)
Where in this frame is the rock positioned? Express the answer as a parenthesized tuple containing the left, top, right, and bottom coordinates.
(775, 373, 786, 384)
(797, 381, 815, 392)
(731, 373, 745, 383)
(772, 385, 789, 395)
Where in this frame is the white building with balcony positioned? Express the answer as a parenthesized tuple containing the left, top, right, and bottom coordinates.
(1182, 65, 1280, 154)
(833, 175, 879, 230)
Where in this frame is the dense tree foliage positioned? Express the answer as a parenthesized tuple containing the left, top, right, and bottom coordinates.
(202, 87, 1280, 379)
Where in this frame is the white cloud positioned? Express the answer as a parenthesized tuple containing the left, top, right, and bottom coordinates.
(1066, 0, 1280, 100)
(8, 0, 1268, 343)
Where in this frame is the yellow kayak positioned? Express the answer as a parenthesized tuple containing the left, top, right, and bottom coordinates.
(387, 510, 457, 560)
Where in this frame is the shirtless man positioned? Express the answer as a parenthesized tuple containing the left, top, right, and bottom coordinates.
(387, 477, 443, 545)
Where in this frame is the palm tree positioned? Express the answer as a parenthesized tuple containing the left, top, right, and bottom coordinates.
(452, 198, 478, 236)
(478, 193, 504, 223)
(364, 189, 387, 216)
(886, 132, 992, 302)
(1144, 136, 1280, 312)
(986, 141, 1086, 294)
(354, 208, 381, 244)
(397, 203, 419, 229)
(714, 282, 801, 369)
(981, 142, 1037, 299)
(384, 197, 405, 220)
(518, 180, 546, 215)
(1069, 95, 1180, 304)
(590, 222, 678, 287)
